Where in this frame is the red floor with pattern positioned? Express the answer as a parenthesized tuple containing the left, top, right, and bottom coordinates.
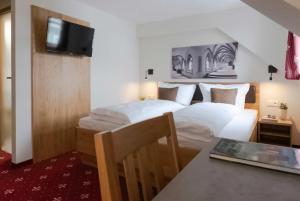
(0, 150, 101, 201)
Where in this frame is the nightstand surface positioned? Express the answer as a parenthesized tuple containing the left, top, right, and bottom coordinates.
(258, 118, 293, 126)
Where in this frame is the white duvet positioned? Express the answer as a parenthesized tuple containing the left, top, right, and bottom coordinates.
(90, 100, 185, 125)
(173, 102, 240, 144)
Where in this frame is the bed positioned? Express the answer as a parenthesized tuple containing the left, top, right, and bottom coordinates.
(77, 82, 260, 172)
(77, 98, 191, 167)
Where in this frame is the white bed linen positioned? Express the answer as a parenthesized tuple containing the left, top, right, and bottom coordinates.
(218, 109, 258, 141)
(90, 100, 185, 125)
(173, 102, 240, 141)
(79, 116, 122, 131)
(166, 102, 239, 149)
(80, 102, 257, 151)
(172, 108, 258, 150)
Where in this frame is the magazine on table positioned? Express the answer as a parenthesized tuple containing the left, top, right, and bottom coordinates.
(210, 138, 300, 175)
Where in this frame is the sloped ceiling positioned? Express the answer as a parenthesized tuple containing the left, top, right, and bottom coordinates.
(285, 0, 300, 10)
(242, 0, 300, 36)
(75, 0, 244, 24)
(138, 6, 288, 69)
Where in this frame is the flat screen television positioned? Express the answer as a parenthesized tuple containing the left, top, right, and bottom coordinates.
(46, 17, 95, 57)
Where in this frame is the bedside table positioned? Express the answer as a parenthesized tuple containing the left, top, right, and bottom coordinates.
(257, 118, 293, 147)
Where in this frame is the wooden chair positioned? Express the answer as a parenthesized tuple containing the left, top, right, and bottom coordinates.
(94, 112, 181, 201)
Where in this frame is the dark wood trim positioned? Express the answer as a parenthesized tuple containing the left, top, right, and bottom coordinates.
(0, 6, 11, 15)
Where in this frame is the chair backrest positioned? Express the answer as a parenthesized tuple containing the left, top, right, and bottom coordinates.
(94, 112, 181, 201)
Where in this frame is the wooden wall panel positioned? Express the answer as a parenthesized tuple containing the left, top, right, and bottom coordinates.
(31, 6, 90, 162)
(0, 14, 3, 147)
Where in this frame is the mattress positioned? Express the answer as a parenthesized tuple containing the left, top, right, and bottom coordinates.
(79, 116, 122, 131)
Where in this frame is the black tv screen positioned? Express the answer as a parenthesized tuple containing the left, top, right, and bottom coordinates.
(46, 17, 95, 57)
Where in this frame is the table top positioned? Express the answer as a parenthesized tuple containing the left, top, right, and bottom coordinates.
(153, 139, 300, 201)
(259, 118, 293, 126)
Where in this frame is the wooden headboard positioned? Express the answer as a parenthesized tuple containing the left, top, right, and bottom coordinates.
(166, 82, 260, 112)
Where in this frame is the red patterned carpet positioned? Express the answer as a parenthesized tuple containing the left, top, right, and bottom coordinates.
(0, 151, 101, 201)
(0, 151, 11, 170)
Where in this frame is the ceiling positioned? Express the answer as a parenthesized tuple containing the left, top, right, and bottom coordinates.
(284, 0, 300, 10)
(242, 0, 300, 36)
(76, 0, 245, 24)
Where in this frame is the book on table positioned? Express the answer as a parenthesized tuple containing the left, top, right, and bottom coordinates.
(210, 138, 300, 175)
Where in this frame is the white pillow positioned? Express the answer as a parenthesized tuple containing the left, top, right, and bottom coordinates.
(199, 83, 250, 109)
(159, 83, 196, 106)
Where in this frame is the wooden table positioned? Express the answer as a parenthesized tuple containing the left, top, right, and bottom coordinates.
(153, 139, 300, 201)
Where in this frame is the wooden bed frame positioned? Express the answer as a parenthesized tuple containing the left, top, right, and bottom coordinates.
(77, 82, 260, 172)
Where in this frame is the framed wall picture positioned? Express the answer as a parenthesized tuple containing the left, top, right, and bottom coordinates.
(172, 42, 238, 79)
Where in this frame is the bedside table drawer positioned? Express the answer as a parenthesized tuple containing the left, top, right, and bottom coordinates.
(260, 124, 291, 135)
(260, 134, 291, 146)
(258, 120, 293, 147)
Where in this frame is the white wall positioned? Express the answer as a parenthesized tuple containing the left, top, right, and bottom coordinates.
(12, 0, 139, 163)
(138, 7, 287, 68)
(138, 7, 300, 144)
(139, 28, 269, 82)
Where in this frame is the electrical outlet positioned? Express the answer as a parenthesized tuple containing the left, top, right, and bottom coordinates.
(267, 100, 280, 107)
